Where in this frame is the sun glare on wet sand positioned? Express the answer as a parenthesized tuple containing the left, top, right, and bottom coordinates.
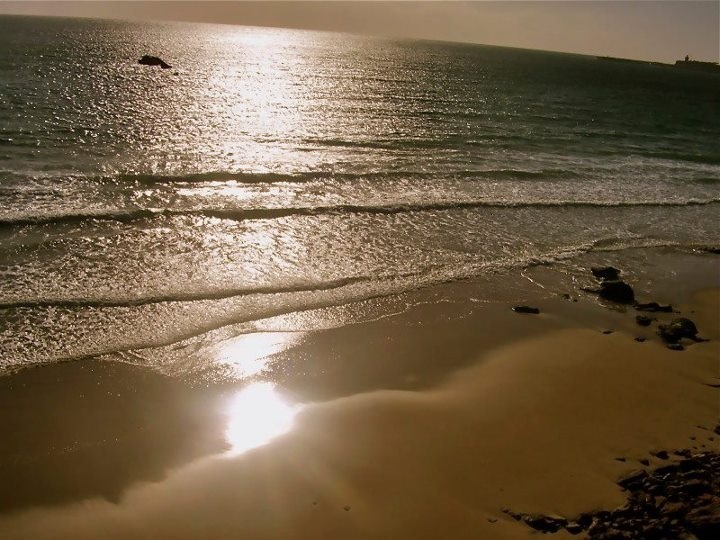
(224, 382, 301, 456)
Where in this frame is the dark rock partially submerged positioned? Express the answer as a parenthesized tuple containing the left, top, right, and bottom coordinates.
(591, 266, 621, 281)
(138, 55, 172, 69)
(658, 318, 700, 344)
(636, 315, 654, 326)
(598, 281, 635, 304)
(512, 306, 540, 314)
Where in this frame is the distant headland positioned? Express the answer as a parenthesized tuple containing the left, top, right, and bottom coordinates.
(597, 54, 720, 74)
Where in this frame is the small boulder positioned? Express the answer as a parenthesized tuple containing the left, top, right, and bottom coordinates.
(599, 281, 635, 304)
(592, 266, 621, 281)
(636, 315, 654, 326)
(667, 343, 685, 351)
(138, 55, 172, 69)
(512, 305, 540, 314)
(658, 318, 699, 343)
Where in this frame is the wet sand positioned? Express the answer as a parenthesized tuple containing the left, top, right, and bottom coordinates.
(0, 252, 718, 539)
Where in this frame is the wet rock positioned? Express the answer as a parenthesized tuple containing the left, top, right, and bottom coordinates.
(651, 450, 669, 460)
(658, 318, 699, 343)
(599, 281, 635, 304)
(618, 470, 649, 491)
(602, 330, 614, 335)
(635, 302, 674, 312)
(636, 315, 654, 326)
(138, 55, 172, 69)
(635, 337, 646, 342)
(511, 305, 540, 314)
(667, 343, 685, 351)
(506, 451, 720, 539)
(592, 266, 621, 281)
(523, 514, 566, 533)
(686, 497, 720, 537)
(639, 458, 650, 466)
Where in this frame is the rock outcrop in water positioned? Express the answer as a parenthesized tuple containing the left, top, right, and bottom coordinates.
(585, 266, 635, 304)
(591, 266, 621, 281)
(598, 280, 635, 304)
(138, 55, 172, 69)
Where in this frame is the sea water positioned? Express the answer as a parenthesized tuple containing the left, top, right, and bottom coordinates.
(1, 16, 718, 374)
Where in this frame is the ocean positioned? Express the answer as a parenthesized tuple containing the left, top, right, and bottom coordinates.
(1, 15, 718, 376)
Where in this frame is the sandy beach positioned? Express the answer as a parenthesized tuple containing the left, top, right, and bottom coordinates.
(0, 249, 717, 539)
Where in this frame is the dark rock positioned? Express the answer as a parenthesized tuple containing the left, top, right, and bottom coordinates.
(523, 514, 566, 533)
(138, 55, 172, 69)
(661, 501, 687, 515)
(343, 505, 351, 511)
(635, 302, 674, 313)
(639, 458, 650, 466)
(681, 479, 711, 496)
(577, 513, 594, 528)
(658, 318, 699, 343)
(615, 457, 627, 462)
(635, 337, 647, 342)
(636, 315, 654, 326)
(699, 247, 720, 255)
(565, 520, 585, 534)
(511, 305, 540, 314)
(599, 281, 635, 304)
(592, 266, 621, 281)
(508, 451, 720, 539)
(618, 470, 649, 491)
(667, 343, 685, 351)
(603, 330, 614, 335)
(686, 497, 720, 537)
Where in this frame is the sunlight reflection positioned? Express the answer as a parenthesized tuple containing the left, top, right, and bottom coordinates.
(217, 332, 300, 378)
(225, 382, 301, 456)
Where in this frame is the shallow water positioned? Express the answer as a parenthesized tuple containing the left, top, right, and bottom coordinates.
(1, 15, 719, 373)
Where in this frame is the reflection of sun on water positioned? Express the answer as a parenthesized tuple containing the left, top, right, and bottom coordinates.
(217, 332, 299, 378)
(225, 382, 301, 456)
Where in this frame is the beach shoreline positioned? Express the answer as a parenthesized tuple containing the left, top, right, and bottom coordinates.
(0, 248, 718, 538)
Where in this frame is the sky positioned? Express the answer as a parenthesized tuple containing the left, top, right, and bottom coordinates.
(0, 1, 717, 63)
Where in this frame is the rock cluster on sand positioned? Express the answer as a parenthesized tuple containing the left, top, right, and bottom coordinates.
(583, 266, 706, 350)
(505, 448, 720, 538)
